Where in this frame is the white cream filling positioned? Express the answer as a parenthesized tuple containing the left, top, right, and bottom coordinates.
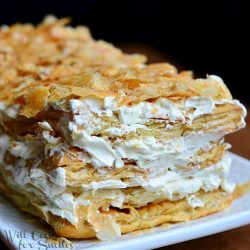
(67, 96, 245, 169)
(69, 122, 124, 168)
(185, 96, 215, 122)
(0, 155, 234, 224)
(69, 96, 213, 131)
(80, 155, 232, 195)
(104, 124, 147, 136)
(0, 134, 234, 225)
(117, 98, 186, 125)
(0, 132, 234, 224)
(0, 96, 245, 172)
(70, 95, 244, 127)
(69, 121, 222, 170)
(0, 94, 245, 226)
(114, 132, 221, 170)
(187, 195, 205, 208)
(69, 96, 246, 131)
(1, 161, 78, 223)
(0, 134, 77, 223)
(140, 156, 232, 200)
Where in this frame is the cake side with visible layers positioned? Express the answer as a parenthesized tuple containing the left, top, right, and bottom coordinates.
(0, 17, 247, 241)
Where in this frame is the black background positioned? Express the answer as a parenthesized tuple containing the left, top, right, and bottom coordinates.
(1, 0, 249, 103)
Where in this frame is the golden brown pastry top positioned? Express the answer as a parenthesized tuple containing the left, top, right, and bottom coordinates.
(0, 16, 232, 118)
(0, 16, 145, 85)
(0, 62, 232, 118)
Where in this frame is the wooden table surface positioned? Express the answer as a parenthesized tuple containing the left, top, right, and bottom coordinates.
(1, 44, 249, 250)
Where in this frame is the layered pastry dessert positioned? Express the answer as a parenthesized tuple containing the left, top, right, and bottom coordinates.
(0, 18, 247, 241)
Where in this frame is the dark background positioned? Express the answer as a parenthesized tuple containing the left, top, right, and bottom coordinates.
(1, 0, 249, 104)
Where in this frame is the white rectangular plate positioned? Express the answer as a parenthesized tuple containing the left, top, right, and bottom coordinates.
(1, 152, 250, 250)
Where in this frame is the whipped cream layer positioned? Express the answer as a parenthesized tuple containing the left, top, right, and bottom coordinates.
(68, 95, 246, 129)
(65, 96, 246, 169)
(0, 96, 246, 172)
(80, 155, 234, 194)
(69, 128, 224, 171)
(0, 95, 245, 227)
(0, 130, 234, 216)
(0, 149, 234, 225)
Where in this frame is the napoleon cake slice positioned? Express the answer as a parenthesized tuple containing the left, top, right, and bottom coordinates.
(0, 61, 246, 240)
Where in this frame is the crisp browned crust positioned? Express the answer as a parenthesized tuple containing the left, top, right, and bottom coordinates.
(0, 64, 233, 118)
(0, 16, 145, 85)
(0, 17, 233, 118)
